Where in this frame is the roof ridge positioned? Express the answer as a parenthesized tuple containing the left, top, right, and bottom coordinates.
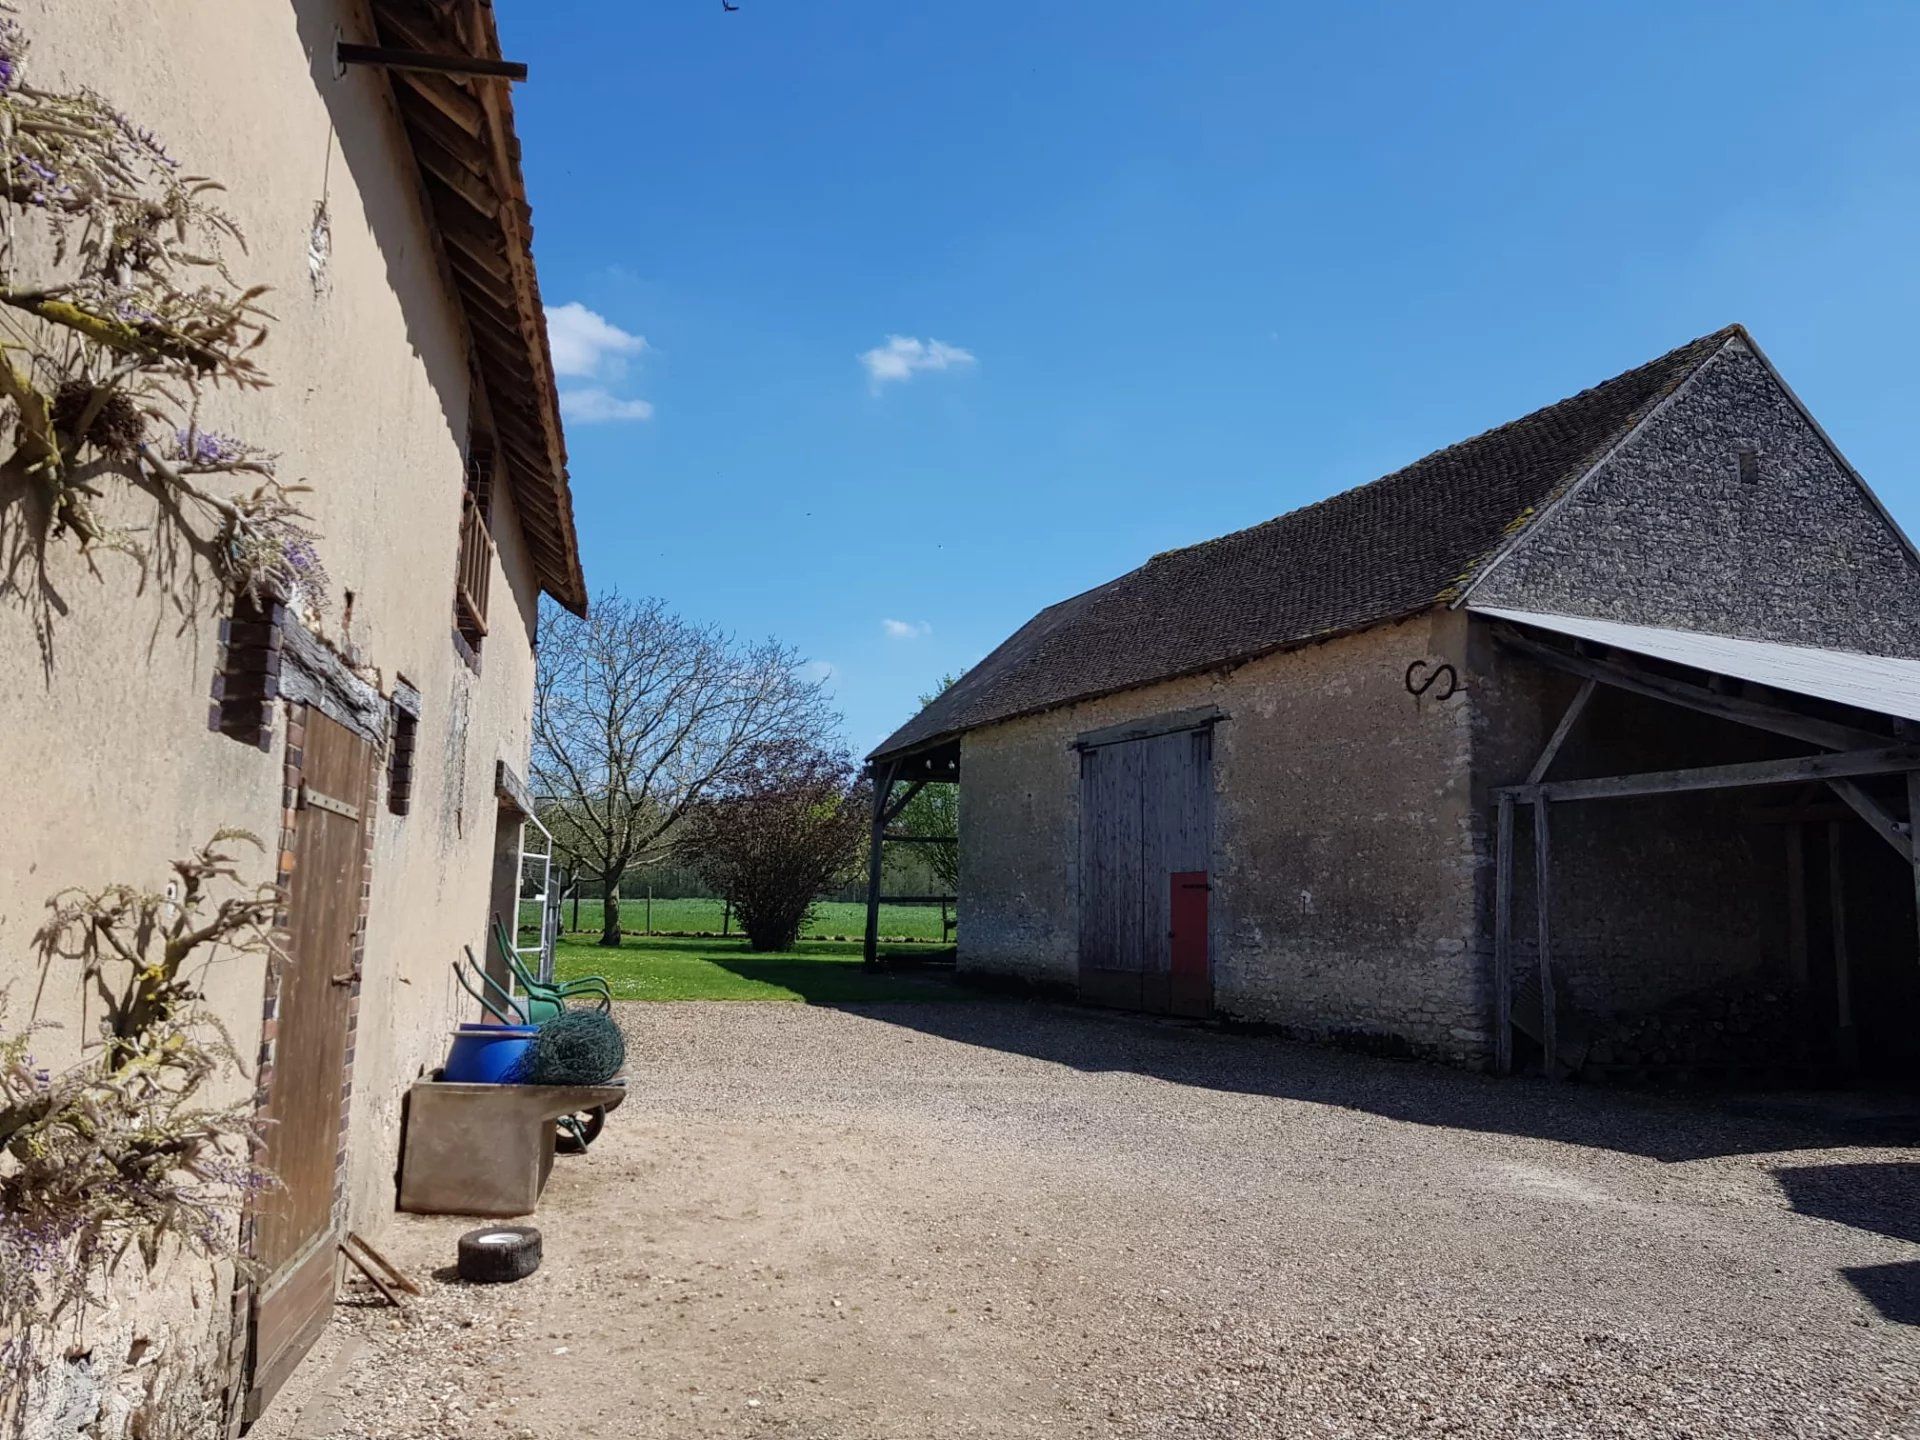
(1142, 324, 1742, 570)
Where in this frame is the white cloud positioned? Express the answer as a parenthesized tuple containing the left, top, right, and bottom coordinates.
(547, 302, 654, 423)
(859, 335, 976, 387)
(559, 388, 655, 424)
(882, 618, 932, 640)
(797, 659, 837, 684)
(546, 302, 647, 379)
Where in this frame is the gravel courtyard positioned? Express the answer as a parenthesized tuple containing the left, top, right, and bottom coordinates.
(262, 999, 1920, 1439)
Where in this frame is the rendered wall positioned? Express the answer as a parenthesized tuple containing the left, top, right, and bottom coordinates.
(0, 3, 545, 1431)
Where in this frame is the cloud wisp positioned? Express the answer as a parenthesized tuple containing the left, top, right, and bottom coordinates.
(560, 389, 655, 423)
(859, 335, 976, 389)
(546, 301, 652, 423)
(882, 618, 932, 640)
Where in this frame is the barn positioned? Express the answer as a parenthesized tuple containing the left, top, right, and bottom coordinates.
(866, 325, 1920, 1081)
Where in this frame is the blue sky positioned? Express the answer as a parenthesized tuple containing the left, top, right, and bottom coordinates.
(499, 1, 1920, 752)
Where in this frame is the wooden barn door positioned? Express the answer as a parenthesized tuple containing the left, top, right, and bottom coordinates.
(245, 711, 371, 1420)
(1078, 726, 1213, 1015)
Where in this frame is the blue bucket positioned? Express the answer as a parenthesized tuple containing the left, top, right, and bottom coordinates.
(443, 1025, 536, 1084)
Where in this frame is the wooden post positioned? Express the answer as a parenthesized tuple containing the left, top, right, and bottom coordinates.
(645, 885, 652, 937)
(1829, 820, 1858, 1075)
(1494, 794, 1515, 1076)
(1534, 794, 1557, 1076)
(1908, 771, 1920, 970)
(863, 764, 894, 967)
(722, 900, 730, 937)
(1785, 824, 1809, 991)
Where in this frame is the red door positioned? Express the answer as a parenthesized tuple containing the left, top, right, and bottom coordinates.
(1169, 870, 1210, 1018)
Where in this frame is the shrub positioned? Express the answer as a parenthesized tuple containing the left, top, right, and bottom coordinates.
(677, 742, 870, 952)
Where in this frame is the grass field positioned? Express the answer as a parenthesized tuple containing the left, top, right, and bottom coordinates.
(550, 933, 967, 1003)
(532, 897, 950, 942)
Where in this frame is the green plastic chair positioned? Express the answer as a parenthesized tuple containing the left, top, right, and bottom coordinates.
(492, 918, 613, 1014)
(455, 946, 564, 1024)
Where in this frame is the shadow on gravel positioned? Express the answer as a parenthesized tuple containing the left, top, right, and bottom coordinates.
(831, 998, 1920, 1164)
(1775, 1163, 1920, 1243)
(1844, 1262, 1920, 1325)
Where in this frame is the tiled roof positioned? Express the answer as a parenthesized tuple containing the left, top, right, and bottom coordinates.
(872, 326, 1741, 760)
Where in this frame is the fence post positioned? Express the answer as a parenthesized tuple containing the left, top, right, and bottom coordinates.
(722, 900, 731, 937)
(646, 884, 652, 937)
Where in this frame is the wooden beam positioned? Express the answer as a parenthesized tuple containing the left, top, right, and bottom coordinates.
(441, 222, 512, 282)
(1493, 793, 1514, 1076)
(1526, 678, 1596, 785)
(1500, 745, 1920, 806)
(1493, 626, 1887, 753)
(1829, 821, 1858, 1075)
(417, 140, 500, 218)
(1827, 779, 1913, 861)
(446, 249, 520, 312)
(393, 66, 484, 137)
(881, 779, 927, 827)
(338, 41, 528, 83)
(1785, 823, 1809, 990)
(393, 87, 493, 175)
(1534, 795, 1556, 1076)
(1909, 771, 1920, 974)
(862, 763, 897, 967)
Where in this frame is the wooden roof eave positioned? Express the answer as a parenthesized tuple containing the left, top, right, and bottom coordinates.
(367, 0, 589, 616)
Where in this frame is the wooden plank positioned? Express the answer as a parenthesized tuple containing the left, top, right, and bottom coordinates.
(1533, 795, 1556, 1076)
(1493, 793, 1514, 1075)
(1501, 745, 1920, 806)
(343, 1231, 422, 1297)
(1493, 626, 1887, 753)
(339, 1241, 402, 1307)
(1526, 678, 1596, 785)
(1827, 779, 1913, 861)
(1785, 824, 1809, 990)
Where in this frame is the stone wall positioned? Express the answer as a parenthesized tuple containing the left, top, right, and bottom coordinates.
(958, 612, 1491, 1064)
(1471, 335, 1920, 654)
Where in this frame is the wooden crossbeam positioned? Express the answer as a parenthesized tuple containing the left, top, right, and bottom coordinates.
(1526, 678, 1595, 785)
(1493, 626, 1887, 753)
(1499, 745, 1920, 805)
(1827, 779, 1912, 861)
(339, 41, 528, 82)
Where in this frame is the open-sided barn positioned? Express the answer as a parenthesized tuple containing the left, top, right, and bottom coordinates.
(867, 325, 1920, 1082)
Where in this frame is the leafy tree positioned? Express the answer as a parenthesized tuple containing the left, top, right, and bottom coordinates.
(532, 593, 835, 946)
(677, 742, 871, 952)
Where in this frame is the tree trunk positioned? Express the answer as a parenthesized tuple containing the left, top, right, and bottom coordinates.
(599, 877, 623, 948)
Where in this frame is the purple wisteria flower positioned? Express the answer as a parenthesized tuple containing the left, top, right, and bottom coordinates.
(172, 428, 254, 468)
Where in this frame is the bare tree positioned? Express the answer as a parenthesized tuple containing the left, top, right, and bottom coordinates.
(532, 593, 835, 946)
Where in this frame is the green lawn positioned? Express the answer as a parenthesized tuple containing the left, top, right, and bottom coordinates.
(533, 897, 950, 942)
(550, 933, 968, 1003)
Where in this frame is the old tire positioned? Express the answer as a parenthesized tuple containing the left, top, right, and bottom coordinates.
(456, 1225, 542, 1284)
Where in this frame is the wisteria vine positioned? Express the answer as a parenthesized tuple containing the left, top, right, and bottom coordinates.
(2, 832, 279, 1359)
(0, 7, 328, 616)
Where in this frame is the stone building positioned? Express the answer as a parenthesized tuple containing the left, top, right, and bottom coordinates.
(0, 3, 581, 1433)
(868, 325, 1920, 1084)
